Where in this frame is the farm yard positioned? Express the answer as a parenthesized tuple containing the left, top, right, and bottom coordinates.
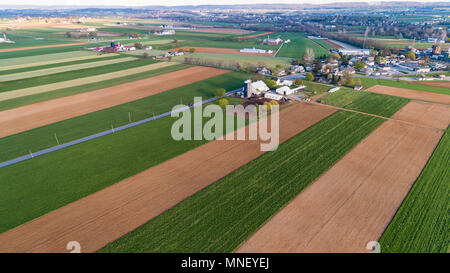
(0, 13, 449, 255)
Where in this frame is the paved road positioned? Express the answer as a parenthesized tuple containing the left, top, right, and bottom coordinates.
(0, 88, 243, 169)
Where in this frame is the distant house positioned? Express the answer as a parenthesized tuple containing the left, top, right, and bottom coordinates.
(257, 67, 271, 76)
(354, 85, 363, 91)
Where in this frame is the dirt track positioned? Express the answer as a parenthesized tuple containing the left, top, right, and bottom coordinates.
(412, 81, 450, 88)
(0, 42, 89, 53)
(174, 46, 275, 56)
(0, 66, 228, 138)
(366, 85, 450, 105)
(0, 102, 336, 253)
(237, 104, 446, 253)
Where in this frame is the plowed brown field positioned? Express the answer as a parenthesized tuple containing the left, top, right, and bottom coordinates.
(366, 85, 450, 105)
(391, 101, 450, 130)
(0, 66, 228, 138)
(237, 107, 445, 253)
(0, 102, 336, 253)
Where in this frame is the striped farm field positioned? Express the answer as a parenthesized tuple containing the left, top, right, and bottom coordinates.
(0, 57, 137, 82)
(380, 127, 449, 253)
(0, 66, 228, 138)
(99, 111, 384, 253)
(0, 57, 158, 93)
(0, 63, 188, 110)
(0, 62, 175, 102)
(0, 50, 98, 67)
(0, 72, 249, 235)
(0, 71, 248, 162)
(0, 51, 118, 72)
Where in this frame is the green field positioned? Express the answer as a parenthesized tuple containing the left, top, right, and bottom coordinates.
(0, 63, 188, 111)
(0, 73, 249, 234)
(174, 52, 292, 70)
(320, 88, 410, 117)
(100, 111, 385, 253)
(276, 33, 330, 59)
(359, 77, 450, 95)
(0, 72, 249, 162)
(379, 128, 449, 253)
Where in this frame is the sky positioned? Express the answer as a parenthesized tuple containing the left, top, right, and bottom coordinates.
(0, 0, 445, 7)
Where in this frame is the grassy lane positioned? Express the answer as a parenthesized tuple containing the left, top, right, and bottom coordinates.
(379, 128, 449, 253)
(0, 103, 245, 235)
(100, 111, 385, 253)
(359, 77, 450, 95)
(319, 88, 410, 117)
(0, 72, 249, 162)
(0, 63, 189, 111)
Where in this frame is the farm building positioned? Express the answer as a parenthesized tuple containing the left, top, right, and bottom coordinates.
(328, 87, 340, 93)
(264, 92, 283, 101)
(240, 48, 273, 54)
(244, 80, 270, 98)
(263, 37, 283, 45)
(97, 41, 136, 53)
(276, 79, 293, 86)
(354, 85, 363, 90)
(338, 49, 371, 56)
(275, 86, 295, 96)
(155, 30, 176, 35)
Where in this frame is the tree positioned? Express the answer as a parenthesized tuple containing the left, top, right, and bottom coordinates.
(354, 61, 366, 71)
(264, 79, 277, 89)
(189, 48, 196, 53)
(134, 42, 144, 49)
(294, 79, 304, 86)
(65, 31, 72, 38)
(305, 72, 314, 82)
(214, 88, 227, 97)
(89, 32, 97, 37)
(375, 56, 386, 64)
(218, 98, 229, 107)
(178, 48, 184, 53)
(302, 48, 315, 65)
(356, 78, 362, 86)
(406, 51, 416, 60)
